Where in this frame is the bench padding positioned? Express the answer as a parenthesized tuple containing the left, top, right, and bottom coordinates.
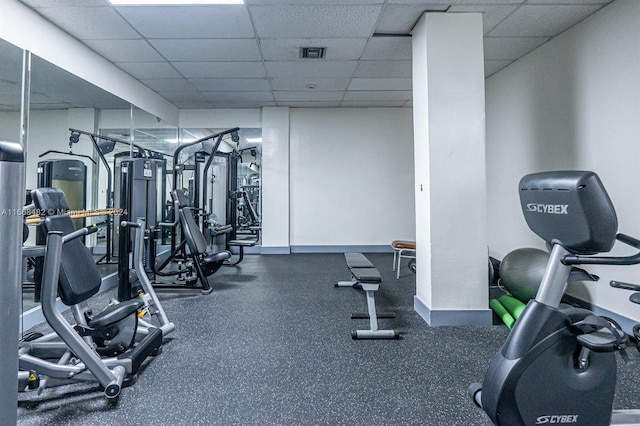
(345, 252, 375, 269)
(228, 238, 257, 247)
(351, 267, 382, 284)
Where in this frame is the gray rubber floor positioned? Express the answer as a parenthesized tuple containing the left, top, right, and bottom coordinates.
(16, 253, 640, 425)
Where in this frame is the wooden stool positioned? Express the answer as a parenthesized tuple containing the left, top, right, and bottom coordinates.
(391, 240, 416, 279)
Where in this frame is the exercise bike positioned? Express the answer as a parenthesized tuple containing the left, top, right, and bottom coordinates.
(469, 170, 640, 425)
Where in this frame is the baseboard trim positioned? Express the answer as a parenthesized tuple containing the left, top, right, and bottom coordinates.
(260, 246, 291, 254)
(290, 245, 394, 254)
(414, 295, 493, 326)
(229, 245, 261, 255)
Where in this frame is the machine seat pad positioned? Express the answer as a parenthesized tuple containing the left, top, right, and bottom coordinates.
(90, 299, 144, 329)
(344, 253, 375, 269)
(228, 238, 257, 247)
(351, 267, 382, 284)
(204, 250, 232, 264)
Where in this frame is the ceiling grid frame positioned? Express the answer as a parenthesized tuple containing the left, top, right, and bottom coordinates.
(15, 0, 615, 109)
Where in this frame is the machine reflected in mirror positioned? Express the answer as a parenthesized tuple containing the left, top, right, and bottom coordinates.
(96, 124, 263, 268)
(4, 46, 132, 314)
(176, 127, 262, 265)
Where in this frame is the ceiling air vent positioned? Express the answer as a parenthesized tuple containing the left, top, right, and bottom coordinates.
(300, 47, 326, 59)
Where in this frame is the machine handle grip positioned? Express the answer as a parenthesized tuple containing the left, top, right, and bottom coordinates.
(60, 223, 101, 243)
(563, 233, 640, 266)
(610, 281, 640, 291)
(85, 224, 100, 235)
(120, 221, 140, 228)
(158, 220, 178, 228)
(616, 233, 640, 250)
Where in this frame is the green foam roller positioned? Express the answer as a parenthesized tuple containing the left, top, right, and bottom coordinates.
(499, 294, 527, 321)
(490, 298, 516, 329)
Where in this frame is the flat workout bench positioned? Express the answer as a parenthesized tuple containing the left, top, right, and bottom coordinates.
(336, 253, 399, 340)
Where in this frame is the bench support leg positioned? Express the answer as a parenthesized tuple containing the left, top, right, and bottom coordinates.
(366, 288, 379, 331)
(336, 277, 357, 288)
(351, 284, 399, 340)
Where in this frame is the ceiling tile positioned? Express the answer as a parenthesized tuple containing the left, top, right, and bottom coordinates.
(387, 0, 523, 3)
(0, 81, 21, 108)
(150, 39, 261, 62)
(277, 101, 342, 108)
(488, 4, 604, 37)
(0, 56, 22, 85)
(31, 85, 129, 108)
(525, 0, 611, 3)
(31, 6, 139, 40)
(117, 62, 182, 79)
(189, 78, 270, 92)
(20, 0, 108, 7)
(141, 78, 195, 92)
(271, 78, 350, 91)
(116, 5, 254, 39)
(448, 4, 520, 34)
(13, 0, 615, 109)
(483, 36, 549, 60)
(375, 4, 448, 34)
(247, 0, 382, 3)
(361, 37, 412, 60)
(354, 60, 412, 78)
(343, 90, 412, 101)
(274, 91, 344, 102)
(202, 91, 274, 102)
(348, 78, 412, 91)
(260, 38, 368, 61)
(202, 92, 274, 106)
(157, 90, 210, 108)
(84, 39, 164, 62)
(265, 61, 357, 78)
(484, 60, 512, 77)
(209, 100, 277, 108)
(341, 100, 408, 107)
(249, 5, 383, 38)
(173, 62, 266, 79)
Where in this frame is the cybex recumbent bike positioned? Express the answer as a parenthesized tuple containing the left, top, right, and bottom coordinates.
(470, 171, 640, 425)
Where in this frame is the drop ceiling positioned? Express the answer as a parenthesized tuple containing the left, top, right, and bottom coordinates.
(17, 0, 614, 109)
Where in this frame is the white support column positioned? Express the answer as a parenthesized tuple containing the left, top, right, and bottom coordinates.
(261, 107, 290, 253)
(411, 13, 491, 326)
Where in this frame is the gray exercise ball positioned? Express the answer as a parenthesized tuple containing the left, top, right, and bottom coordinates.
(499, 248, 549, 302)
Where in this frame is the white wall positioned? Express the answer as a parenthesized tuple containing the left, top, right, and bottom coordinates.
(261, 107, 290, 252)
(486, 0, 640, 320)
(26, 109, 96, 191)
(179, 109, 261, 129)
(289, 108, 415, 248)
(12, 105, 416, 252)
(19, 108, 97, 245)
